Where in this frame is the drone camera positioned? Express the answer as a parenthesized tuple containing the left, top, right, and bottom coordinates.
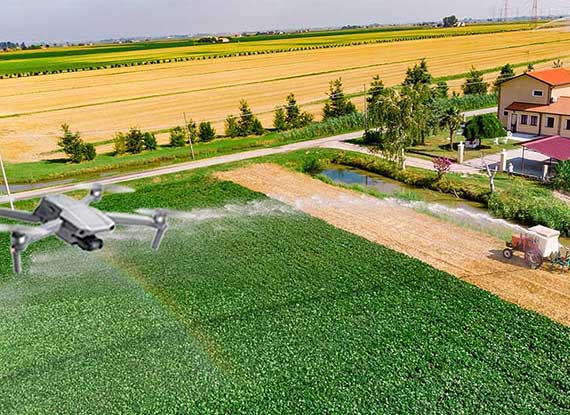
(75, 235, 104, 251)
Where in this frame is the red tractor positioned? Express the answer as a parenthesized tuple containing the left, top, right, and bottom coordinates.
(503, 233, 544, 269)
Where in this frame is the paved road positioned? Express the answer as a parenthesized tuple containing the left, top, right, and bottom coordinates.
(0, 131, 365, 204)
(0, 107, 500, 204)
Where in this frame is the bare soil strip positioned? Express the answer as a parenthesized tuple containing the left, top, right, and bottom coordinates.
(216, 164, 570, 326)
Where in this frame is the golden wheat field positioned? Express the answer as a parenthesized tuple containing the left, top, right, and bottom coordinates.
(1, 28, 569, 162)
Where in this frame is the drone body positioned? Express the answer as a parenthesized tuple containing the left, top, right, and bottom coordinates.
(0, 185, 168, 274)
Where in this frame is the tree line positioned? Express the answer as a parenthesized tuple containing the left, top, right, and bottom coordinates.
(56, 58, 530, 164)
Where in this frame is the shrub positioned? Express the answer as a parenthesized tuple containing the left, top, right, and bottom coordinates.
(301, 156, 326, 174)
(463, 114, 506, 140)
(198, 121, 216, 142)
(554, 161, 570, 192)
(143, 132, 158, 151)
(433, 157, 452, 179)
(488, 186, 570, 236)
(82, 143, 97, 161)
(169, 126, 187, 147)
(113, 132, 127, 155)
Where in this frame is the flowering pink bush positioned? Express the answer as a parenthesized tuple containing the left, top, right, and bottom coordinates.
(433, 157, 452, 179)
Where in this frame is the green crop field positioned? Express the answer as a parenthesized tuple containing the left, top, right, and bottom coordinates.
(0, 22, 536, 76)
(1, 163, 569, 414)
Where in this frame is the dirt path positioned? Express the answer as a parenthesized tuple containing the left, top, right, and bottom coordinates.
(216, 164, 570, 326)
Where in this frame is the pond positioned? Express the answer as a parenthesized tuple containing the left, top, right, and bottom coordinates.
(319, 166, 485, 209)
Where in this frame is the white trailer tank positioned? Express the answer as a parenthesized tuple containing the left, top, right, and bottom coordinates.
(529, 225, 561, 257)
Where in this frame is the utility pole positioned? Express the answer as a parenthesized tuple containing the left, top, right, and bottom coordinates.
(503, 0, 509, 22)
(363, 84, 368, 132)
(183, 112, 196, 160)
(0, 151, 14, 210)
(532, 0, 539, 21)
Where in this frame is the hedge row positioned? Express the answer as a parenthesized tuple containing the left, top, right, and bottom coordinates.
(328, 152, 570, 235)
(0, 28, 527, 79)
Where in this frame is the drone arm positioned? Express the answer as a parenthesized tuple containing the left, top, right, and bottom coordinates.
(0, 208, 41, 224)
(10, 220, 61, 274)
(108, 212, 168, 250)
(82, 185, 103, 205)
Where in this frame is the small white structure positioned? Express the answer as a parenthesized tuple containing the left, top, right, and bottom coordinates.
(529, 225, 561, 257)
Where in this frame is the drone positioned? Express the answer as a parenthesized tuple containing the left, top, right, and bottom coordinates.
(0, 184, 168, 274)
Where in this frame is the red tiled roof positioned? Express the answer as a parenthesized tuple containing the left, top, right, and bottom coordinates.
(526, 68, 570, 86)
(522, 135, 570, 161)
(506, 97, 570, 116)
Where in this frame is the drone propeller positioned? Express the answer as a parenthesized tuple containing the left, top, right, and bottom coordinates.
(135, 208, 184, 219)
(80, 183, 135, 205)
(78, 183, 136, 194)
(0, 223, 51, 237)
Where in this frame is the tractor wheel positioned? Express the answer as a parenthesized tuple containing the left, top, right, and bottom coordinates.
(526, 249, 543, 270)
(502, 248, 513, 259)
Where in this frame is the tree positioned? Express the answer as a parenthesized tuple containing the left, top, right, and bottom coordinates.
(462, 66, 488, 95)
(439, 106, 463, 149)
(225, 115, 240, 137)
(143, 132, 157, 150)
(367, 75, 386, 117)
(365, 87, 417, 168)
(283, 93, 313, 129)
(273, 106, 287, 131)
(169, 126, 187, 147)
(435, 81, 449, 99)
(463, 114, 506, 141)
(323, 78, 356, 120)
(443, 15, 458, 27)
(198, 121, 216, 142)
(403, 59, 432, 88)
(186, 119, 198, 143)
(494, 63, 516, 90)
(285, 93, 300, 127)
(237, 99, 264, 136)
(57, 124, 95, 163)
(125, 127, 145, 154)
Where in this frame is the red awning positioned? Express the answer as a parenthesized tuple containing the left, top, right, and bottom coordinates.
(521, 135, 570, 161)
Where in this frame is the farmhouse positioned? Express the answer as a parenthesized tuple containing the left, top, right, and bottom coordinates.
(499, 68, 570, 139)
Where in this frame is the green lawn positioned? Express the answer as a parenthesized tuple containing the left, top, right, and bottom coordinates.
(0, 22, 537, 76)
(407, 131, 519, 162)
(1, 163, 569, 413)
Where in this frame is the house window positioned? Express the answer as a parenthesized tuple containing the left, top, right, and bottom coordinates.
(566, 119, 570, 130)
(533, 90, 544, 97)
(520, 115, 528, 125)
(503, 111, 509, 116)
(546, 117, 555, 128)
(530, 116, 539, 126)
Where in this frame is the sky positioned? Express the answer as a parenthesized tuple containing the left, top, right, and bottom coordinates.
(1, 0, 568, 43)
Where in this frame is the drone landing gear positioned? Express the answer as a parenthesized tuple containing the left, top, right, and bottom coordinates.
(10, 232, 26, 275)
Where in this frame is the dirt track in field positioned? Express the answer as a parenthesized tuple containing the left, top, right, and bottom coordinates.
(216, 164, 570, 326)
